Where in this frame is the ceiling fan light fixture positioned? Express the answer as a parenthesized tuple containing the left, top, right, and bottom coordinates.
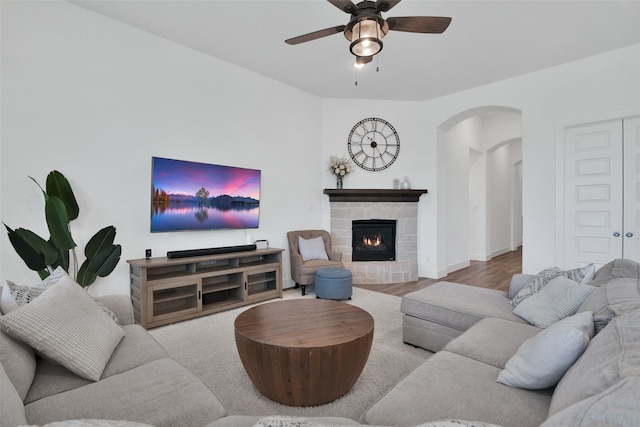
(349, 18, 386, 57)
(354, 55, 372, 68)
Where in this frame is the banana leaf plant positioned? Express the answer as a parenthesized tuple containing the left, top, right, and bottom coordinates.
(3, 170, 121, 287)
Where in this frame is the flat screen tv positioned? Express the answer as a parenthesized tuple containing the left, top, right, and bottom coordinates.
(151, 157, 261, 232)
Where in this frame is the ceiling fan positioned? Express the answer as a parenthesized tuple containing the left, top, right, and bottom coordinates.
(285, 0, 452, 66)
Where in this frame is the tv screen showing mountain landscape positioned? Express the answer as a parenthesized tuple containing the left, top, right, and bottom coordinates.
(151, 157, 260, 232)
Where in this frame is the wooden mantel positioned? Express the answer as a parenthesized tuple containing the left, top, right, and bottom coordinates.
(323, 189, 428, 203)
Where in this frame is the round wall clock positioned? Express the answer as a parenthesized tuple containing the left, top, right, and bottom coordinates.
(347, 118, 400, 171)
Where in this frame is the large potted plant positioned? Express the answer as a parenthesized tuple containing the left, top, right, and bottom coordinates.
(3, 170, 121, 287)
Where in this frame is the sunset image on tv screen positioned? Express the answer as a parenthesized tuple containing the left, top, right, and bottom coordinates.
(151, 157, 260, 232)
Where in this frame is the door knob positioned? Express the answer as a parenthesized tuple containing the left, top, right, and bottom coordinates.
(627, 232, 634, 238)
(613, 232, 620, 237)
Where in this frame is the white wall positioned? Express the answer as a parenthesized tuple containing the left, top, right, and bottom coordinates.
(444, 117, 478, 271)
(322, 43, 640, 276)
(488, 141, 519, 255)
(0, 1, 323, 295)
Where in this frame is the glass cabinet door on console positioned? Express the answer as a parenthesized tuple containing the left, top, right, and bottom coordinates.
(245, 267, 280, 299)
(148, 281, 199, 325)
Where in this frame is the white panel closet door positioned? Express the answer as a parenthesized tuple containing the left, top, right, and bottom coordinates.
(563, 120, 623, 267)
(623, 116, 640, 261)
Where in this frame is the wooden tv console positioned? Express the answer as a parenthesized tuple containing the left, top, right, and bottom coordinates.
(127, 248, 283, 329)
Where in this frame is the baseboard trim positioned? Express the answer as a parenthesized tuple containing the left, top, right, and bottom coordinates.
(469, 254, 491, 262)
(491, 247, 512, 258)
(447, 260, 471, 275)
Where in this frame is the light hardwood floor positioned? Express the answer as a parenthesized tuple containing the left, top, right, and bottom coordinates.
(354, 247, 522, 297)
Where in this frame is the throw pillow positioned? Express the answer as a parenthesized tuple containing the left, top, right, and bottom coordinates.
(41, 265, 72, 287)
(1, 266, 69, 314)
(0, 276, 124, 381)
(1, 268, 120, 325)
(496, 311, 594, 389)
(1, 280, 46, 313)
(513, 276, 595, 328)
(510, 264, 594, 307)
(298, 236, 329, 261)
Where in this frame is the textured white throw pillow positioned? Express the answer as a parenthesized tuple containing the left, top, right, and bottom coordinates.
(298, 236, 329, 261)
(511, 264, 595, 307)
(1, 266, 70, 314)
(497, 311, 594, 390)
(1, 280, 46, 313)
(513, 276, 595, 328)
(0, 276, 124, 381)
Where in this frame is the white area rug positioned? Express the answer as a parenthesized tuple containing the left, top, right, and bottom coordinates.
(149, 287, 431, 420)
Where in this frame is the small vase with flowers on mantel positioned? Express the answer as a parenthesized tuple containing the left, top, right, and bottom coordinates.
(327, 154, 352, 189)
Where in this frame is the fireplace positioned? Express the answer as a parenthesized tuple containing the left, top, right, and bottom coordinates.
(352, 219, 397, 261)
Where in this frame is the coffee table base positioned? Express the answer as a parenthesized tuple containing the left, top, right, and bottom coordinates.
(236, 332, 372, 406)
(234, 299, 374, 406)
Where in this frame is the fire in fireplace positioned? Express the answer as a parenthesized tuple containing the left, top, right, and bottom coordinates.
(352, 219, 397, 261)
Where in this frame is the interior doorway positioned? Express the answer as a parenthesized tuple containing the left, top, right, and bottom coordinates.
(436, 107, 523, 275)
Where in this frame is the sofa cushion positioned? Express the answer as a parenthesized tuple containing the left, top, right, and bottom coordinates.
(24, 358, 226, 427)
(0, 277, 124, 381)
(548, 309, 640, 416)
(298, 236, 329, 261)
(497, 311, 593, 390)
(510, 265, 594, 307)
(32, 421, 155, 427)
(401, 282, 527, 333)
(0, 326, 36, 401)
(402, 313, 464, 352)
(512, 276, 595, 328)
(443, 317, 541, 369)
(541, 377, 640, 427)
(589, 259, 640, 287)
(578, 277, 640, 333)
(206, 416, 504, 427)
(206, 415, 363, 426)
(361, 351, 552, 427)
(25, 324, 169, 404)
(94, 295, 135, 326)
(0, 360, 28, 427)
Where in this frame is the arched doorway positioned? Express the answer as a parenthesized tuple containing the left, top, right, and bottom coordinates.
(436, 107, 522, 275)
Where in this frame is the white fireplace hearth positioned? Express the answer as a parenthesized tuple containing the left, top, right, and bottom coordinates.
(324, 189, 427, 285)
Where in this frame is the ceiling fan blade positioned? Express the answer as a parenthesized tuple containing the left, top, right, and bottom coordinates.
(285, 25, 347, 45)
(387, 16, 452, 34)
(375, 0, 401, 13)
(327, 0, 358, 14)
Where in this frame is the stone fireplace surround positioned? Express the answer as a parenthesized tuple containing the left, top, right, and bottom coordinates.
(324, 189, 428, 285)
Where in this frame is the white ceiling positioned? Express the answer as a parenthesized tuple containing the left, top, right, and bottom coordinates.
(69, 0, 640, 101)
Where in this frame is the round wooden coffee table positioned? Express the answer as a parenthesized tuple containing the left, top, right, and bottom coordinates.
(234, 299, 374, 406)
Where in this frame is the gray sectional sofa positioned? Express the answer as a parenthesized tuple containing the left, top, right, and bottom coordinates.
(359, 259, 640, 426)
(2, 259, 640, 427)
(1, 289, 226, 427)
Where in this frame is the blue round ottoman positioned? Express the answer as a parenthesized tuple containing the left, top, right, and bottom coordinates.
(315, 267, 352, 300)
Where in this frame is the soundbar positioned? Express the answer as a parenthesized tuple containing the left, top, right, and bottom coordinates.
(167, 244, 257, 259)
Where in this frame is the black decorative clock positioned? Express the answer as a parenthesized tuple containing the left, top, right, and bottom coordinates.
(348, 118, 400, 171)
